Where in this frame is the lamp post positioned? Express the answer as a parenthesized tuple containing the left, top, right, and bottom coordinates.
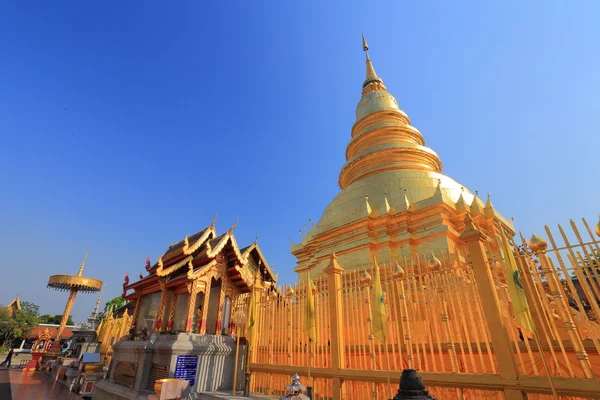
(232, 309, 247, 395)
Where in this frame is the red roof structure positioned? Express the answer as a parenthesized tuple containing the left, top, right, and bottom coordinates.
(29, 324, 74, 339)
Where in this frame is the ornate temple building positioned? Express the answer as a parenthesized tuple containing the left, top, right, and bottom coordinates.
(122, 218, 277, 336)
(93, 219, 278, 398)
(292, 37, 514, 277)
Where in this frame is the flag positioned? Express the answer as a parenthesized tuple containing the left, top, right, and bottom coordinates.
(245, 289, 256, 340)
(304, 272, 317, 342)
(371, 259, 387, 343)
(500, 227, 534, 333)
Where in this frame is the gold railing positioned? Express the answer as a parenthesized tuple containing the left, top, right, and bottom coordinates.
(247, 216, 600, 400)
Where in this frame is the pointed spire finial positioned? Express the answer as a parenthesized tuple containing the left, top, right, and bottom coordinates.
(228, 216, 239, 234)
(484, 193, 495, 217)
(365, 194, 373, 215)
(384, 191, 392, 214)
(361, 34, 384, 92)
(77, 249, 89, 276)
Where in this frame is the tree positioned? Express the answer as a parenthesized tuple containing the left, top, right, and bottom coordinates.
(19, 301, 40, 318)
(39, 314, 74, 325)
(104, 296, 125, 313)
(0, 306, 38, 347)
(571, 249, 600, 281)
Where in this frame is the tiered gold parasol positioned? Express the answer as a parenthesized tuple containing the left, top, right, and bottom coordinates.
(47, 250, 103, 343)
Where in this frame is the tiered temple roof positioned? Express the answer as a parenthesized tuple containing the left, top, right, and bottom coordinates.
(123, 220, 277, 300)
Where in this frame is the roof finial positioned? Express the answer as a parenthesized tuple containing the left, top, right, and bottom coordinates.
(77, 249, 88, 276)
(362, 34, 369, 55)
(228, 216, 239, 234)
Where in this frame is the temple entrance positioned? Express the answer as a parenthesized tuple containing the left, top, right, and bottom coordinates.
(192, 292, 205, 334)
(221, 296, 231, 335)
(205, 278, 222, 335)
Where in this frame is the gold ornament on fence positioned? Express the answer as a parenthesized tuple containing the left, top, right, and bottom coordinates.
(528, 234, 548, 252)
(428, 253, 442, 272)
(392, 262, 405, 279)
(285, 286, 295, 298)
(269, 289, 279, 300)
(360, 271, 372, 287)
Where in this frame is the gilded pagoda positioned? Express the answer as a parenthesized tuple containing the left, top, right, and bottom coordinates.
(292, 37, 514, 277)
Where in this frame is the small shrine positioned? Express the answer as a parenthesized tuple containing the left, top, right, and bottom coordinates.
(23, 328, 52, 371)
(93, 218, 278, 399)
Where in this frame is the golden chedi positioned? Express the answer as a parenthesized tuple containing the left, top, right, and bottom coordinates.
(292, 37, 513, 277)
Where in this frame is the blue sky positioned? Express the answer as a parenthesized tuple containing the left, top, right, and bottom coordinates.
(1, 1, 599, 322)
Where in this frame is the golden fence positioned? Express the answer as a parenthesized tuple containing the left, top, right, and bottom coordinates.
(97, 312, 133, 365)
(247, 216, 600, 400)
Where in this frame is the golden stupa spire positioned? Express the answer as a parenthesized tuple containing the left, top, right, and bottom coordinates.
(361, 34, 386, 94)
(77, 249, 89, 277)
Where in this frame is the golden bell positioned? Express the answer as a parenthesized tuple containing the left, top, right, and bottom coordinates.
(269, 289, 279, 300)
(528, 234, 548, 252)
(428, 253, 442, 271)
(595, 215, 600, 237)
(392, 263, 405, 279)
(285, 286, 295, 298)
(360, 272, 372, 287)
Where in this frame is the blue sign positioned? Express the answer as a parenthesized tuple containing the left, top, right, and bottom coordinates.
(174, 355, 199, 386)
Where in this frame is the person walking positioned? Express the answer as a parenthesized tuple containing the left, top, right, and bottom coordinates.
(0, 348, 14, 368)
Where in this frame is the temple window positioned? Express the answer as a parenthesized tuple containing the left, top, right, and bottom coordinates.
(137, 291, 161, 332)
(221, 296, 232, 335)
(173, 292, 190, 333)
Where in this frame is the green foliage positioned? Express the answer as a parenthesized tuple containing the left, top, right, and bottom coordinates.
(104, 296, 125, 313)
(571, 249, 600, 280)
(39, 314, 74, 325)
(19, 301, 40, 318)
(0, 305, 38, 346)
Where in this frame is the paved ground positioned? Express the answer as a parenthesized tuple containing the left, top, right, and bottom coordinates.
(0, 370, 12, 399)
(198, 392, 277, 399)
(0, 369, 83, 400)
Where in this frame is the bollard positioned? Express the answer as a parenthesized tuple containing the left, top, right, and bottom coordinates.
(392, 369, 435, 400)
(243, 371, 252, 397)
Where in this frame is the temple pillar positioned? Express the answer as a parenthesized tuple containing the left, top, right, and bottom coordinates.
(216, 285, 226, 335)
(199, 280, 211, 334)
(154, 279, 168, 333)
(131, 291, 142, 328)
(166, 293, 178, 333)
(185, 280, 202, 333)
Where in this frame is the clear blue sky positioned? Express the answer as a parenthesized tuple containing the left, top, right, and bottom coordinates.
(1, 1, 599, 322)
